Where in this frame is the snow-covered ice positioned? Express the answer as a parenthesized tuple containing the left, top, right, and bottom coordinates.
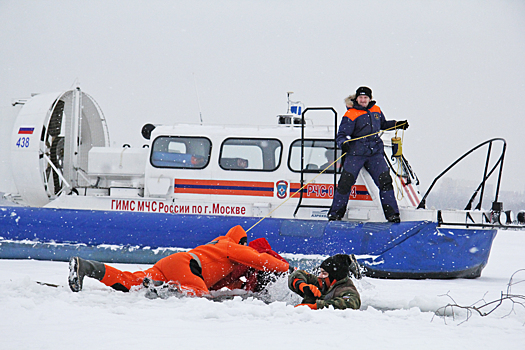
(1, 230, 524, 349)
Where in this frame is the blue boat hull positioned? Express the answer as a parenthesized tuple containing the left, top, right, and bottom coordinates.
(0, 206, 497, 278)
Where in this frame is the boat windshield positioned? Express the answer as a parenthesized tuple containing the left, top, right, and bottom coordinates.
(150, 136, 212, 169)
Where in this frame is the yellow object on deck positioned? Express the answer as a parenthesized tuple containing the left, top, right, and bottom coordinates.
(391, 136, 403, 157)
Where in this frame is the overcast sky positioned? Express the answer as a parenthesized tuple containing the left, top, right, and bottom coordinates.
(1, 0, 524, 196)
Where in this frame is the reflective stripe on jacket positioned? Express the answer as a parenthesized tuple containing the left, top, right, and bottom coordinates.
(336, 102, 396, 156)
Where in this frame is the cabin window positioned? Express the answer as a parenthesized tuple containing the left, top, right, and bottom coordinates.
(150, 136, 212, 169)
(219, 138, 282, 171)
(288, 139, 342, 173)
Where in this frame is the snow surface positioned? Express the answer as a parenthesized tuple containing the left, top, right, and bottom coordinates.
(1, 230, 524, 349)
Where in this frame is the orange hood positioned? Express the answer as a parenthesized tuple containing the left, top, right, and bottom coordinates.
(224, 225, 248, 244)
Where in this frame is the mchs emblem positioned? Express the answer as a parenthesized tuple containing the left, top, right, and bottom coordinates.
(276, 180, 288, 199)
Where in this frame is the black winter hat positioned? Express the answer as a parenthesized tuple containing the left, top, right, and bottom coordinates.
(355, 86, 372, 99)
(320, 254, 351, 281)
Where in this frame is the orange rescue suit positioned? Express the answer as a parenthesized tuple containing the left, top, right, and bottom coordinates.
(99, 225, 289, 296)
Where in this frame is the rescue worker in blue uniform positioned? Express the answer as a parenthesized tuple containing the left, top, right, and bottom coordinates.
(328, 86, 408, 222)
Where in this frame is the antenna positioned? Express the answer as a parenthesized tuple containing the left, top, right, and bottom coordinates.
(193, 73, 203, 124)
(287, 91, 294, 113)
(70, 78, 80, 89)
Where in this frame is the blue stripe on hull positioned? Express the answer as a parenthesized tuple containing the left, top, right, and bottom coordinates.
(0, 206, 497, 278)
(175, 184, 273, 192)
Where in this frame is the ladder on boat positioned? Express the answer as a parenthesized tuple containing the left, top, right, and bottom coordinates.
(293, 107, 338, 217)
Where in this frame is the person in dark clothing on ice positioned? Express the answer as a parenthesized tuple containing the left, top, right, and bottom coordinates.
(327, 86, 409, 222)
(288, 254, 362, 310)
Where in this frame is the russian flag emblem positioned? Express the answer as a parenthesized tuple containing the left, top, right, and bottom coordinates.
(18, 127, 35, 135)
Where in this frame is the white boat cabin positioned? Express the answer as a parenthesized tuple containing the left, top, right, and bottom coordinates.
(5, 88, 502, 226)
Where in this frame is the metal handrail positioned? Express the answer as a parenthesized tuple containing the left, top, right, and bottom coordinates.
(417, 138, 506, 210)
(293, 107, 338, 217)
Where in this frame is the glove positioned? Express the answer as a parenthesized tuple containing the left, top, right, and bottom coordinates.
(341, 141, 351, 154)
(298, 283, 322, 298)
(396, 120, 409, 130)
(288, 265, 296, 274)
(295, 303, 318, 310)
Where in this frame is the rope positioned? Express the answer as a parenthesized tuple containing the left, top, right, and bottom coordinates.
(245, 122, 407, 233)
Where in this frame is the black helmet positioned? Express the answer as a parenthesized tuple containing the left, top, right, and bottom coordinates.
(320, 254, 351, 281)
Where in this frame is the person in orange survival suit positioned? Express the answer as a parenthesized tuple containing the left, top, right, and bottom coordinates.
(68, 225, 290, 296)
(209, 237, 288, 292)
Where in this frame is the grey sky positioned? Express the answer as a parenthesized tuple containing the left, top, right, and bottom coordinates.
(1, 0, 524, 196)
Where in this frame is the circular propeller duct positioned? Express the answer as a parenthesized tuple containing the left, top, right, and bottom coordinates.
(10, 88, 109, 206)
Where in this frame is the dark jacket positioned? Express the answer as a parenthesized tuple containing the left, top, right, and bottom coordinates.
(336, 100, 396, 157)
(288, 269, 361, 310)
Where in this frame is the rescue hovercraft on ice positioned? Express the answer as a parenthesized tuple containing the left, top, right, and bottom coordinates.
(1, 87, 522, 278)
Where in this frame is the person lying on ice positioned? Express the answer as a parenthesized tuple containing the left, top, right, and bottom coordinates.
(209, 237, 288, 292)
(68, 225, 290, 296)
(288, 254, 362, 310)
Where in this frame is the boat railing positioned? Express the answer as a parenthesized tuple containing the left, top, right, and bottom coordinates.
(417, 138, 506, 212)
(293, 107, 338, 217)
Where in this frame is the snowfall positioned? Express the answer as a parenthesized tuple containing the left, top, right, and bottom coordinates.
(1, 230, 524, 350)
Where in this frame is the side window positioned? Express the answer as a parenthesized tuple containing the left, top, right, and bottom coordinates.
(150, 136, 211, 169)
(220, 138, 282, 171)
(289, 139, 342, 173)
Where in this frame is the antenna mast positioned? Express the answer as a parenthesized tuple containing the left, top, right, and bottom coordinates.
(287, 91, 294, 113)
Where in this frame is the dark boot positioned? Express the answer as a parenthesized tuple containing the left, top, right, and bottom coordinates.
(328, 214, 341, 221)
(328, 207, 346, 221)
(387, 213, 401, 223)
(68, 257, 106, 292)
(383, 204, 400, 223)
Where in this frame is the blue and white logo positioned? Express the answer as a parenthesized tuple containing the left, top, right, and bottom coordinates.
(276, 180, 288, 199)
